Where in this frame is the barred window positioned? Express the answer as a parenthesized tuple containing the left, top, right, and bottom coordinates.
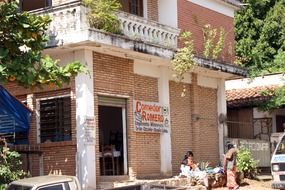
(39, 96, 71, 143)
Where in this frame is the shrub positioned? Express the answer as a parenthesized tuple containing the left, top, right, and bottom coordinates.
(0, 139, 28, 186)
(237, 148, 258, 178)
(83, 0, 122, 34)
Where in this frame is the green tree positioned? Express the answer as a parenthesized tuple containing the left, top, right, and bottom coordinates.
(0, 1, 86, 186)
(235, 0, 285, 77)
(0, 1, 86, 88)
(235, 0, 285, 110)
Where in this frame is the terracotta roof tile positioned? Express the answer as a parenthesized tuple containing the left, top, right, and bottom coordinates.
(226, 85, 278, 101)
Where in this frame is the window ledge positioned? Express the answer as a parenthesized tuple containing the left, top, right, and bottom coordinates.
(39, 140, 76, 148)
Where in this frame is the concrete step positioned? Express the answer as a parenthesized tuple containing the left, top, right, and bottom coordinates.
(256, 175, 272, 182)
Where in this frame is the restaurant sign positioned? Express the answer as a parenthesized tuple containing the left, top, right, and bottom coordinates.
(134, 100, 170, 133)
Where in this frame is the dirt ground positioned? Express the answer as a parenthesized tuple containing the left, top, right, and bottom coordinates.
(214, 178, 273, 190)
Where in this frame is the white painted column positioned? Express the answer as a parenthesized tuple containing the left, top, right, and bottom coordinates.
(217, 79, 227, 164)
(158, 66, 172, 175)
(143, 0, 148, 19)
(74, 50, 96, 190)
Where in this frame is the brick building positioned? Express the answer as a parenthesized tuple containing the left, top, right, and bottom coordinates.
(3, 0, 246, 189)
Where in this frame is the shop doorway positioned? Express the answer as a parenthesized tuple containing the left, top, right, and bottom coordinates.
(98, 97, 127, 176)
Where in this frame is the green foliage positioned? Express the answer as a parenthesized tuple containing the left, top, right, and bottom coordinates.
(171, 32, 195, 83)
(235, 0, 285, 77)
(237, 148, 258, 178)
(235, 0, 285, 110)
(202, 24, 225, 60)
(83, 0, 121, 34)
(171, 25, 225, 96)
(0, 140, 28, 186)
(0, 1, 86, 88)
(259, 86, 285, 111)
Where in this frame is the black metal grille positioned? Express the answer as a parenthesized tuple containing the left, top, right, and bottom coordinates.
(280, 163, 285, 171)
(40, 97, 71, 143)
(280, 175, 285, 181)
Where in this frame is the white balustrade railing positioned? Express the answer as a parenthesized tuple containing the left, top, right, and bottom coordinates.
(31, 2, 84, 46)
(117, 11, 180, 48)
(31, 2, 180, 49)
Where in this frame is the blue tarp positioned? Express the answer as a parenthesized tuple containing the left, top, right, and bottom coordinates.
(0, 85, 32, 133)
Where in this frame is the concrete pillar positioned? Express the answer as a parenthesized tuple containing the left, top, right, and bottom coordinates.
(158, 66, 172, 176)
(217, 79, 227, 163)
(190, 74, 201, 160)
(74, 50, 96, 190)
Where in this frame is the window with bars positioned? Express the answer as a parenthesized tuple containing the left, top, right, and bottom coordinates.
(39, 96, 71, 143)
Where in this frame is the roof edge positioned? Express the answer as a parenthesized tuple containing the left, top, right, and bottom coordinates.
(219, 0, 241, 8)
(194, 56, 248, 77)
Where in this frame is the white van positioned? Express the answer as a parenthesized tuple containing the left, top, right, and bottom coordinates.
(271, 132, 285, 189)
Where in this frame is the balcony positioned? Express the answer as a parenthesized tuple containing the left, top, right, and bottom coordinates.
(31, 1, 180, 59)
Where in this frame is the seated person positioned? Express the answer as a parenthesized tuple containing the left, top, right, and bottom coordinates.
(179, 151, 209, 188)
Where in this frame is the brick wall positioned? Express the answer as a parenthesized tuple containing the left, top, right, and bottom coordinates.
(93, 52, 162, 179)
(178, 0, 235, 63)
(190, 74, 219, 166)
(3, 82, 77, 176)
(170, 75, 219, 173)
(93, 52, 137, 179)
(147, 0, 158, 22)
(41, 142, 76, 175)
(196, 86, 219, 165)
(134, 74, 160, 177)
(169, 81, 192, 174)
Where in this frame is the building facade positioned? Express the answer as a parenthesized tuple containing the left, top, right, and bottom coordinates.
(4, 0, 245, 189)
(225, 74, 285, 168)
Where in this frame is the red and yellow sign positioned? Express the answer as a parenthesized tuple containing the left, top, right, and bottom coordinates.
(134, 100, 170, 133)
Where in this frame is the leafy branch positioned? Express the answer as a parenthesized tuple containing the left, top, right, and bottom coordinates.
(171, 31, 195, 83)
(202, 24, 225, 60)
(0, 1, 86, 88)
(259, 86, 285, 111)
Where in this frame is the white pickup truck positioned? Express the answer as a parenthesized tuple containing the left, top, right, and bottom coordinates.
(6, 175, 81, 190)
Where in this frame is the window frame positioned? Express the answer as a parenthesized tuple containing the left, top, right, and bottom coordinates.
(19, 0, 52, 12)
(129, 0, 143, 17)
(36, 95, 72, 143)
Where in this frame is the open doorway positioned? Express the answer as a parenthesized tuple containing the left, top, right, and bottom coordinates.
(98, 97, 127, 176)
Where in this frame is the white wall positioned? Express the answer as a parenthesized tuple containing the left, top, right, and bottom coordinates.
(198, 75, 218, 89)
(226, 74, 285, 90)
(158, 0, 178, 28)
(217, 79, 227, 162)
(253, 108, 285, 134)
